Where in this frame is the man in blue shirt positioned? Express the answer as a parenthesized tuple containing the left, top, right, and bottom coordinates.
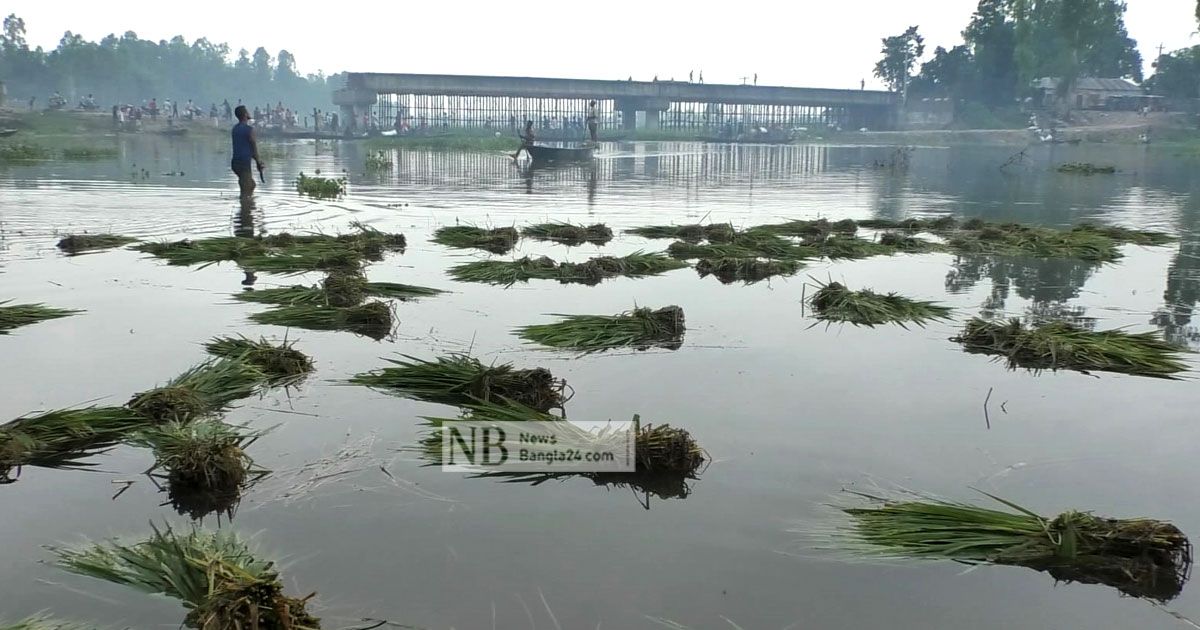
(231, 105, 264, 198)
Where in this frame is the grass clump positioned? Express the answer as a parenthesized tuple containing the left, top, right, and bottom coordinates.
(432, 225, 520, 254)
(60, 146, 119, 160)
(56, 233, 137, 254)
(522, 222, 614, 246)
(0, 302, 80, 334)
(810, 281, 952, 327)
(295, 172, 345, 198)
(204, 336, 314, 382)
(126, 359, 266, 423)
(364, 150, 393, 171)
(518, 305, 685, 352)
(695, 257, 801, 283)
(450, 252, 685, 285)
(953, 318, 1189, 378)
(1057, 162, 1116, 175)
(51, 524, 320, 629)
(0, 143, 51, 162)
(351, 354, 567, 412)
(1, 406, 144, 483)
(250, 301, 393, 340)
(838, 491, 1192, 602)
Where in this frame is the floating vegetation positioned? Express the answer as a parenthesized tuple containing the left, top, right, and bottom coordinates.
(432, 225, 520, 254)
(351, 354, 568, 411)
(518, 306, 685, 352)
(1057, 162, 1117, 175)
(450, 252, 685, 286)
(1, 406, 144, 483)
(752, 218, 860, 238)
(364, 150, 393, 171)
(695, 257, 801, 283)
(0, 302, 81, 334)
(837, 491, 1192, 602)
(0, 616, 92, 630)
(627, 223, 737, 243)
(321, 270, 368, 306)
(947, 223, 1120, 262)
(295, 172, 345, 198)
(953, 318, 1189, 378)
(51, 525, 321, 629)
(878, 232, 940, 252)
(360, 281, 444, 300)
(667, 232, 815, 260)
(810, 281, 952, 327)
(522, 222, 614, 246)
(250, 301, 393, 340)
(856, 216, 958, 231)
(131, 420, 269, 519)
(55, 233, 137, 254)
(204, 336, 314, 383)
(1071, 223, 1175, 246)
(126, 359, 266, 423)
(235, 280, 442, 306)
(60, 146, 119, 160)
(0, 143, 51, 162)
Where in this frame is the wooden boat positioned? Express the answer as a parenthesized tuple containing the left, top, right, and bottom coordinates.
(0, 128, 17, 137)
(527, 144, 593, 163)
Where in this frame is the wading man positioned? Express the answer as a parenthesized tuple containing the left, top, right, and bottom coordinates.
(586, 100, 599, 143)
(513, 120, 535, 160)
(231, 105, 264, 198)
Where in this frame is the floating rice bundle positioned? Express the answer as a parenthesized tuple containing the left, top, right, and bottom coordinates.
(953, 318, 1189, 377)
(0, 615, 92, 630)
(752, 218, 860, 238)
(361, 281, 444, 300)
(0, 302, 81, 334)
(135, 237, 269, 266)
(321, 270, 367, 306)
(857, 216, 958, 231)
(350, 354, 567, 411)
(838, 491, 1192, 602)
(878, 232, 940, 252)
(238, 244, 365, 275)
(522, 222, 614, 246)
(518, 305, 685, 352)
(250, 301, 393, 340)
(131, 420, 270, 520)
(432, 225, 520, 254)
(136, 224, 405, 271)
(450, 253, 683, 285)
(204, 336, 314, 383)
(1057, 162, 1116, 175)
(1071, 223, 1175, 246)
(628, 223, 737, 243)
(55, 233, 137, 254)
(235, 280, 441, 306)
(947, 223, 1119, 262)
(668, 231, 815, 260)
(0, 406, 144, 483)
(295, 171, 345, 198)
(127, 359, 266, 423)
(695, 257, 801, 283)
(0, 143, 51, 162)
(810, 281, 952, 327)
(51, 525, 320, 629)
(448, 255, 557, 285)
(60, 146, 119, 160)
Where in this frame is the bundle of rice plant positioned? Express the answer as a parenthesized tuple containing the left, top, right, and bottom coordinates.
(555, 252, 687, 285)
(51, 524, 320, 629)
(521, 222, 613, 246)
(1071, 223, 1175, 246)
(55, 234, 137, 254)
(135, 237, 268, 267)
(250, 301, 393, 340)
(0, 615, 92, 630)
(668, 231, 815, 260)
(321, 270, 368, 307)
(627, 223, 736, 243)
(432, 225, 520, 254)
(126, 360, 266, 423)
(947, 223, 1120, 262)
(204, 336, 314, 382)
(0, 407, 144, 482)
(234, 281, 441, 307)
(518, 306, 685, 352)
(810, 281, 952, 327)
(448, 256, 559, 285)
(239, 245, 364, 275)
(953, 318, 1189, 377)
(752, 219, 858, 238)
(136, 225, 405, 271)
(1056, 162, 1116, 175)
(695, 258, 800, 283)
(878, 232, 939, 252)
(0, 302, 81, 334)
(361, 282, 444, 300)
(838, 491, 1192, 602)
(350, 354, 567, 411)
(295, 171, 345, 198)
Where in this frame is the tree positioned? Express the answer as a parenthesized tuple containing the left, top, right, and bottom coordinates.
(275, 49, 298, 84)
(1146, 47, 1200, 98)
(911, 45, 979, 99)
(1011, 0, 1142, 93)
(873, 26, 925, 96)
(1, 13, 27, 53)
(963, 0, 1018, 104)
(251, 46, 272, 82)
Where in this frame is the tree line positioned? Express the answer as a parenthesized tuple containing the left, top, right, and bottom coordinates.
(0, 14, 339, 112)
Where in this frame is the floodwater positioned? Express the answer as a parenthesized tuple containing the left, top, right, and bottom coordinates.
(1, 136, 1199, 629)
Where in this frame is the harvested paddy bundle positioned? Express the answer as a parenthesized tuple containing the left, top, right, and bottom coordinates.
(518, 305, 685, 351)
(250, 301, 393, 340)
(448, 255, 557, 285)
(857, 216, 958, 231)
(1057, 162, 1116, 175)
(295, 171, 345, 198)
(136, 224, 406, 272)
(948, 223, 1119, 262)
(0, 406, 144, 483)
(1071, 223, 1175, 246)
(838, 492, 1192, 602)
(522, 222, 614, 246)
(204, 336, 314, 382)
(51, 525, 320, 629)
(235, 281, 441, 306)
(0, 302, 80, 334)
(432, 225, 520, 254)
(0, 616, 92, 630)
(555, 253, 687, 285)
(878, 232, 939, 252)
(0, 143, 51, 162)
(752, 219, 859, 238)
(350, 354, 568, 411)
(667, 232, 815, 260)
(953, 318, 1188, 377)
(60, 146, 119, 160)
(135, 237, 268, 266)
(55, 233, 137, 254)
(321, 270, 368, 306)
(126, 359, 266, 423)
(695, 257, 801, 283)
(628, 223, 737, 243)
(810, 281, 952, 327)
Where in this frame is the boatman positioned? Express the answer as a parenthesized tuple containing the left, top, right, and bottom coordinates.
(586, 100, 599, 144)
(513, 120, 535, 160)
(231, 105, 264, 198)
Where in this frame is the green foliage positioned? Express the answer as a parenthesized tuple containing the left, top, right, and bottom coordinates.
(203, 335, 314, 381)
(0, 142, 50, 162)
(810, 281, 952, 327)
(126, 359, 267, 423)
(432, 225, 519, 254)
(295, 172, 345, 199)
(234, 281, 441, 306)
(350, 354, 567, 411)
(695, 258, 801, 284)
(518, 306, 685, 352)
(59, 146, 118, 160)
(55, 233, 137, 254)
(0, 301, 80, 334)
(521, 222, 613, 246)
(874, 25, 925, 93)
(1056, 162, 1116, 175)
(364, 150, 392, 171)
(250, 301, 393, 340)
(1, 406, 144, 482)
(628, 223, 738, 242)
(449, 252, 685, 285)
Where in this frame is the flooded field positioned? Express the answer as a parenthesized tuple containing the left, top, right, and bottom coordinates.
(2, 137, 1199, 629)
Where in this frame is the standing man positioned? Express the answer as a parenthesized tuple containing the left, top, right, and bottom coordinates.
(231, 105, 264, 198)
(513, 120, 535, 160)
(586, 100, 599, 143)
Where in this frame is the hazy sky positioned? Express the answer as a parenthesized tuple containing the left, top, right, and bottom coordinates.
(6, 0, 1196, 88)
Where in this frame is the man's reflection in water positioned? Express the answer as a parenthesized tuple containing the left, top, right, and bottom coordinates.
(586, 164, 597, 207)
(235, 196, 260, 287)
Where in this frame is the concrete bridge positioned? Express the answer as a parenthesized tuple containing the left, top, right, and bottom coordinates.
(333, 72, 898, 131)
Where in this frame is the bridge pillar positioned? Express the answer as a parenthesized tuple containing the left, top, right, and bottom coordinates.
(645, 109, 661, 129)
(620, 107, 637, 130)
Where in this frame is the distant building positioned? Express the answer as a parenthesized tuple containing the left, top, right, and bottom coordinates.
(1033, 77, 1150, 111)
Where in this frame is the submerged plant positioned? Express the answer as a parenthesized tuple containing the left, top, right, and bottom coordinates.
(0, 302, 81, 334)
(1, 406, 144, 483)
(522, 222, 614, 246)
(351, 354, 567, 411)
(250, 301, 393, 340)
(204, 336, 314, 383)
(295, 172, 345, 198)
(51, 525, 320, 629)
(953, 318, 1189, 378)
(518, 306, 685, 352)
(126, 359, 266, 423)
(695, 257, 801, 283)
(55, 233, 137, 254)
(432, 225, 520, 254)
(810, 281, 952, 327)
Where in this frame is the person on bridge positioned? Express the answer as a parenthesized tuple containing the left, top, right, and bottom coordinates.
(586, 100, 599, 143)
(513, 120, 535, 160)
(231, 105, 264, 199)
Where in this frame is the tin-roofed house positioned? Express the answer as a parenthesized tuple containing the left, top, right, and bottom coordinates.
(1033, 77, 1149, 111)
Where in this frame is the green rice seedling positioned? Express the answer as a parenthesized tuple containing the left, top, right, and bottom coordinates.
(134, 237, 268, 266)
(1057, 162, 1116, 175)
(204, 336, 314, 382)
(362, 281, 444, 300)
(250, 301, 393, 340)
(518, 305, 685, 352)
(60, 146, 119, 160)
(877, 232, 944, 253)
(51, 524, 320, 629)
(837, 491, 1192, 602)
(55, 233, 137, 255)
(695, 257, 801, 283)
(555, 252, 687, 285)
(627, 223, 736, 242)
(1071, 223, 1175, 246)
(126, 359, 267, 423)
(0, 302, 81, 334)
(522, 222, 614, 246)
(752, 219, 858, 238)
(350, 354, 568, 411)
(947, 224, 1120, 262)
(0, 615, 93, 630)
(321, 270, 368, 306)
(667, 231, 815, 260)
(432, 225, 520, 254)
(364, 150, 393, 171)
(0, 407, 144, 483)
(0, 143, 51, 162)
(953, 318, 1189, 377)
(448, 256, 559, 285)
(234, 280, 441, 307)
(238, 244, 365, 275)
(295, 171, 345, 198)
(810, 281, 952, 328)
